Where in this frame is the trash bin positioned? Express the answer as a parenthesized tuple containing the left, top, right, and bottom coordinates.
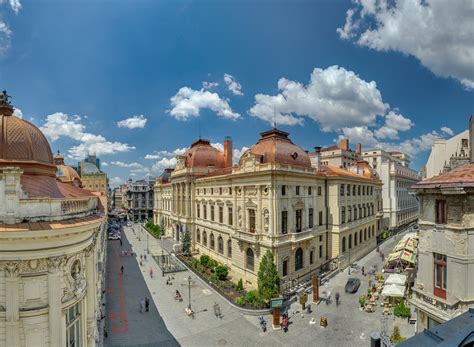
(370, 331, 381, 347)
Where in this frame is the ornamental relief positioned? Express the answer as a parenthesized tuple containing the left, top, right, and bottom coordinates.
(62, 255, 87, 303)
(245, 186, 257, 196)
(19, 258, 48, 274)
(2, 261, 20, 277)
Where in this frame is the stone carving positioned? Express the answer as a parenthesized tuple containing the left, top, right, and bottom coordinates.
(245, 186, 257, 196)
(3, 261, 20, 277)
(238, 207, 242, 227)
(63, 259, 87, 302)
(47, 256, 66, 273)
(0, 90, 11, 106)
(19, 258, 48, 274)
(262, 186, 270, 197)
(263, 209, 269, 232)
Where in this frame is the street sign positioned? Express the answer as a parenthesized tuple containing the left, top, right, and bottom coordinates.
(270, 297, 284, 308)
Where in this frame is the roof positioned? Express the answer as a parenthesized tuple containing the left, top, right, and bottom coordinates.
(182, 138, 225, 169)
(414, 163, 474, 189)
(0, 214, 103, 232)
(21, 175, 96, 198)
(320, 145, 343, 152)
(399, 308, 474, 347)
(318, 165, 376, 181)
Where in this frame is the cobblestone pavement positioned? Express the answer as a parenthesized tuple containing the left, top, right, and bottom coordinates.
(121, 225, 416, 347)
(104, 231, 179, 347)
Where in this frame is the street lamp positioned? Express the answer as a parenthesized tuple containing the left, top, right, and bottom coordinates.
(188, 276, 192, 310)
(147, 232, 149, 254)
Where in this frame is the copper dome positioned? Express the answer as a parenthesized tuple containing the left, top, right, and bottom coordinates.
(240, 128, 312, 168)
(183, 139, 225, 168)
(0, 105, 56, 176)
(56, 165, 82, 187)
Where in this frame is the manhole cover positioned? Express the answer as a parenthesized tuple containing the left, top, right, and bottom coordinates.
(218, 339, 227, 345)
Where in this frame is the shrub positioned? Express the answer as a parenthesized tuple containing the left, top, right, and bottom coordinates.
(200, 255, 210, 267)
(236, 278, 244, 291)
(390, 325, 406, 344)
(215, 265, 229, 280)
(393, 300, 411, 318)
(359, 295, 367, 307)
(207, 259, 218, 270)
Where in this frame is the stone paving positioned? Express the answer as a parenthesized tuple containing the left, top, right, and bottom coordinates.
(112, 225, 416, 346)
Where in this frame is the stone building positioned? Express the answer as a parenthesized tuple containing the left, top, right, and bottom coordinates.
(313, 138, 362, 168)
(126, 178, 154, 222)
(54, 151, 82, 188)
(0, 99, 107, 346)
(77, 161, 108, 196)
(154, 129, 382, 287)
(410, 163, 474, 331)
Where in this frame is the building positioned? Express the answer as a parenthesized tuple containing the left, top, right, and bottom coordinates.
(410, 163, 474, 332)
(313, 138, 362, 168)
(126, 178, 154, 222)
(423, 129, 470, 180)
(361, 149, 420, 231)
(154, 129, 382, 287)
(0, 97, 107, 346)
(399, 308, 474, 346)
(77, 161, 108, 196)
(54, 150, 82, 188)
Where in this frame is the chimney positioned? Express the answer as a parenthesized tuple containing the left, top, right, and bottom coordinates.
(311, 146, 322, 168)
(356, 143, 361, 155)
(339, 138, 349, 151)
(224, 136, 233, 168)
(470, 115, 474, 163)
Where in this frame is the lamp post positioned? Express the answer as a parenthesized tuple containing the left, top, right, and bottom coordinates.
(188, 276, 192, 310)
(161, 250, 165, 277)
(147, 232, 149, 254)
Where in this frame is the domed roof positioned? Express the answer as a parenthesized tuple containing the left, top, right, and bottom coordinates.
(183, 139, 225, 169)
(240, 128, 312, 168)
(57, 165, 82, 187)
(0, 104, 56, 176)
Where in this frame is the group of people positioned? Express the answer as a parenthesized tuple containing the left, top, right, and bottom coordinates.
(139, 297, 150, 313)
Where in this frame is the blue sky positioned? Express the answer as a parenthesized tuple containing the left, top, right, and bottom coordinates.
(1, 0, 473, 186)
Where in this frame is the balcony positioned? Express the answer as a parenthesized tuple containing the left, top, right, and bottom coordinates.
(410, 286, 462, 321)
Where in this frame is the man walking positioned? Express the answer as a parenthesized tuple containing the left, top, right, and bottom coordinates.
(140, 298, 145, 313)
(145, 297, 150, 312)
(120, 265, 124, 275)
(119, 238, 122, 247)
(335, 292, 340, 306)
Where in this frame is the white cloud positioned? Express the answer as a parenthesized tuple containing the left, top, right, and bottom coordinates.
(145, 147, 187, 160)
(40, 112, 135, 159)
(111, 161, 144, 169)
(117, 115, 147, 129)
(109, 176, 122, 186)
(374, 111, 414, 139)
(101, 162, 109, 166)
(168, 87, 240, 121)
(337, 0, 474, 89)
(374, 126, 399, 140)
(211, 142, 249, 164)
(224, 73, 243, 96)
(249, 65, 388, 130)
(8, 0, 21, 14)
(202, 81, 219, 89)
(12, 107, 22, 118)
(152, 157, 177, 173)
(441, 126, 454, 136)
(0, 0, 21, 54)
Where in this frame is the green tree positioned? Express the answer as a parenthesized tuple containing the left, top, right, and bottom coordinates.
(182, 229, 191, 256)
(257, 250, 280, 301)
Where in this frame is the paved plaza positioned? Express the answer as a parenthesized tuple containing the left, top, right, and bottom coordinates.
(103, 225, 415, 346)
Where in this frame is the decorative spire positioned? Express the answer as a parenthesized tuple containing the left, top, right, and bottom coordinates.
(0, 90, 13, 115)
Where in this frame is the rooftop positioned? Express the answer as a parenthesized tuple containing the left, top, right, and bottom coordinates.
(414, 163, 474, 189)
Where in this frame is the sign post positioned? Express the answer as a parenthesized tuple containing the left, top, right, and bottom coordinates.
(270, 298, 283, 330)
(312, 274, 319, 303)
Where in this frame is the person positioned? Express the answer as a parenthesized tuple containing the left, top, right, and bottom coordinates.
(149, 268, 153, 278)
(362, 266, 365, 276)
(381, 252, 385, 261)
(282, 314, 288, 332)
(140, 298, 145, 313)
(120, 238, 122, 246)
(145, 297, 150, 312)
(120, 265, 124, 275)
(140, 260, 143, 267)
(144, 254, 147, 261)
(335, 292, 340, 305)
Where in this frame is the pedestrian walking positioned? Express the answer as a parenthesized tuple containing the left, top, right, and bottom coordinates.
(362, 266, 365, 276)
(119, 238, 122, 246)
(149, 267, 153, 278)
(335, 292, 340, 306)
(144, 254, 147, 261)
(120, 265, 124, 275)
(145, 297, 150, 312)
(140, 298, 145, 313)
(381, 252, 385, 261)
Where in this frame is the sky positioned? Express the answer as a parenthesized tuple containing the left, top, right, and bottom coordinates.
(1, 0, 473, 187)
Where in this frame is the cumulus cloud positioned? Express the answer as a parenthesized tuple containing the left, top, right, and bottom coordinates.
(12, 107, 22, 118)
(249, 65, 388, 130)
(0, 0, 21, 54)
(337, 0, 474, 89)
(40, 112, 135, 159)
(211, 142, 249, 164)
(441, 126, 454, 136)
(117, 115, 147, 129)
(152, 157, 177, 173)
(168, 87, 240, 121)
(374, 112, 414, 139)
(101, 162, 109, 166)
(202, 81, 219, 89)
(224, 73, 243, 96)
(109, 176, 123, 186)
(111, 161, 144, 169)
(144, 147, 187, 160)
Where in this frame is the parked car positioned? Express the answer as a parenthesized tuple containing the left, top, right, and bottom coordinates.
(108, 233, 121, 240)
(345, 278, 361, 293)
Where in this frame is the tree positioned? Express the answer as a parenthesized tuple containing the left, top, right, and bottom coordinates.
(257, 250, 280, 301)
(182, 230, 191, 256)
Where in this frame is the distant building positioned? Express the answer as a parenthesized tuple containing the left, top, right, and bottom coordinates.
(313, 138, 362, 168)
(126, 178, 154, 222)
(77, 160, 108, 195)
(53, 150, 82, 188)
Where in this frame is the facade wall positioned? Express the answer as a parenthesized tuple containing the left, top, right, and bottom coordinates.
(81, 174, 108, 195)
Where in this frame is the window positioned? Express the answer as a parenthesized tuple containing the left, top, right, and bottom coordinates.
(295, 248, 303, 271)
(353, 205, 357, 220)
(219, 206, 223, 223)
(310, 250, 314, 265)
(348, 206, 352, 222)
(349, 234, 352, 249)
(342, 237, 346, 252)
(358, 185, 361, 195)
(66, 302, 81, 347)
(347, 184, 351, 196)
(340, 184, 345, 196)
(309, 208, 314, 228)
(211, 205, 215, 221)
(308, 186, 312, 195)
(318, 186, 322, 195)
(246, 248, 254, 271)
(296, 186, 300, 195)
(359, 230, 362, 244)
(211, 188, 214, 194)
(434, 253, 447, 299)
(282, 185, 286, 196)
(197, 203, 200, 218)
(210, 234, 215, 249)
(363, 186, 366, 195)
(204, 205, 207, 219)
(227, 239, 232, 257)
(352, 185, 356, 195)
(249, 209, 256, 233)
(197, 229, 200, 243)
(282, 259, 288, 276)
(319, 245, 323, 258)
(319, 211, 323, 226)
(364, 228, 367, 241)
(319, 235, 322, 242)
(219, 187, 222, 195)
(229, 187, 232, 195)
(296, 209, 302, 232)
(228, 207, 233, 226)
(203, 231, 207, 246)
(435, 200, 446, 224)
(282, 211, 288, 234)
(218, 236, 223, 254)
(354, 232, 358, 246)
(341, 207, 346, 224)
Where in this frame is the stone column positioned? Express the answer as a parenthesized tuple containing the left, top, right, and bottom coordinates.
(4, 262, 20, 347)
(85, 243, 97, 346)
(257, 185, 262, 232)
(48, 257, 64, 347)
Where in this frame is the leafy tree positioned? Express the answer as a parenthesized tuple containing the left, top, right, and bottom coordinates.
(200, 255, 210, 267)
(215, 265, 229, 280)
(182, 229, 191, 255)
(236, 278, 244, 291)
(257, 250, 280, 301)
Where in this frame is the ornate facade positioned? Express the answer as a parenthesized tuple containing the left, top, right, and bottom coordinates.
(154, 129, 382, 287)
(0, 99, 106, 346)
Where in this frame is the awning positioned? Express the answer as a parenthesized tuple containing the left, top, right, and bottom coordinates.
(382, 284, 405, 297)
(386, 250, 417, 264)
(385, 274, 407, 286)
(394, 238, 416, 253)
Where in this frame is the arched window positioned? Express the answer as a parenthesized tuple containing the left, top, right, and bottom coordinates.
(246, 248, 254, 271)
(295, 248, 303, 271)
(349, 234, 352, 249)
(342, 237, 346, 253)
(354, 232, 358, 246)
(210, 234, 215, 250)
(227, 239, 232, 257)
(218, 236, 224, 254)
(196, 229, 201, 243)
(203, 231, 207, 247)
(360, 230, 363, 244)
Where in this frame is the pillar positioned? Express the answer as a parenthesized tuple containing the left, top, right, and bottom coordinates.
(86, 244, 97, 346)
(4, 262, 20, 347)
(48, 257, 64, 347)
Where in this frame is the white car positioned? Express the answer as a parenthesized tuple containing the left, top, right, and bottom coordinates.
(108, 234, 121, 240)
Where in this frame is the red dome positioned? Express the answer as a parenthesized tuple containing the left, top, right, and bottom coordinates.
(184, 139, 225, 168)
(240, 128, 311, 168)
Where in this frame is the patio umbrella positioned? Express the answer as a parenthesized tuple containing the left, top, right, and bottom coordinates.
(385, 274, 407, 286)
(382, 284, 405, 297)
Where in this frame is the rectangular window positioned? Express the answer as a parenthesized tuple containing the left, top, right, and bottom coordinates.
(319, 245, 323, 258)
(296, 209, 302, 232)
(228, 207, 233, 226)
(358, 185, 361, 195)
(340, 184, 345, 196)
(219, 187, 222, 195)
(319, 235, 322, 242)
(282, 211, 288, 234)
(219, 206, 223, 223)
(66, 302, 81, 347)
(309, 208, 314, 228)
(229, 187, 232, 195)
(319, 211, 323, 226)
(204, 205, 207, 219)
(353, 186, 356, 195)
(249, 209, 256, 233)
(434, 253, 447, 298)
(308, 186, 312, 195)
(318, 186, 322, 196)
(197, 204, 200, 218)
(211, 205, 215, 221)
(435, 200, 446, 224)
(296, 186, 300, 195)
(282, 185, 286, 196)
(282, 259, 288, 277)
(347, 184, 351, 196)
(310, 250, 314, 265)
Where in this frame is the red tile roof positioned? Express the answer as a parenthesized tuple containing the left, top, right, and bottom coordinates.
(414, 163, 474, 189)
(21, 175, 96, 199)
